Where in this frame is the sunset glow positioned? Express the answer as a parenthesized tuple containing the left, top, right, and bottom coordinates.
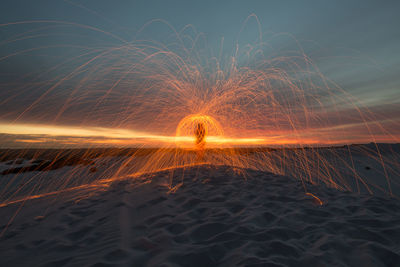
(0, 122, 269, 147)
(1, 120, 398, 148)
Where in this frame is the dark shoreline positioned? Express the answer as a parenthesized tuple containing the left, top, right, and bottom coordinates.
(1, 143, 398, 161)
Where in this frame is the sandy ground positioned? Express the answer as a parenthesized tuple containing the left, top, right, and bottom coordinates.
(0, 164, 399, 267)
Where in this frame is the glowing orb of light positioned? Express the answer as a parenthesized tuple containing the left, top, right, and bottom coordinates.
(175, 114, 224, 148)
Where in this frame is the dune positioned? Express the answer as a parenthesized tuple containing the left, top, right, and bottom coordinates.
(0, 164, 399, 266)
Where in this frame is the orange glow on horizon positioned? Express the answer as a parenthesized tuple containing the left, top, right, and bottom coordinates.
(0, 122, 270, 147)
(1, 122, 399, 148)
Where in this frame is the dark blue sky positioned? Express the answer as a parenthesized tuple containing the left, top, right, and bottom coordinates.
(0, 0, 399, 144)
(1, 0, 398, 98)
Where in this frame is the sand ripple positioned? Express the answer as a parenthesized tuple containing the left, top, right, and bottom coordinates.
(1, 165, 400, 266)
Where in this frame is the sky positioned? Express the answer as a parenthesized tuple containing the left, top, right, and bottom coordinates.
(0, 0, 399, 147)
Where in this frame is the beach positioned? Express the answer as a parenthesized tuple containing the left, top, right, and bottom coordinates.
(1, 162, 399, 266)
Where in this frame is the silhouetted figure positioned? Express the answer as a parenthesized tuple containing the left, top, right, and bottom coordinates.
(194, 122, 206, 145)
(194, 122, 206, 161)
